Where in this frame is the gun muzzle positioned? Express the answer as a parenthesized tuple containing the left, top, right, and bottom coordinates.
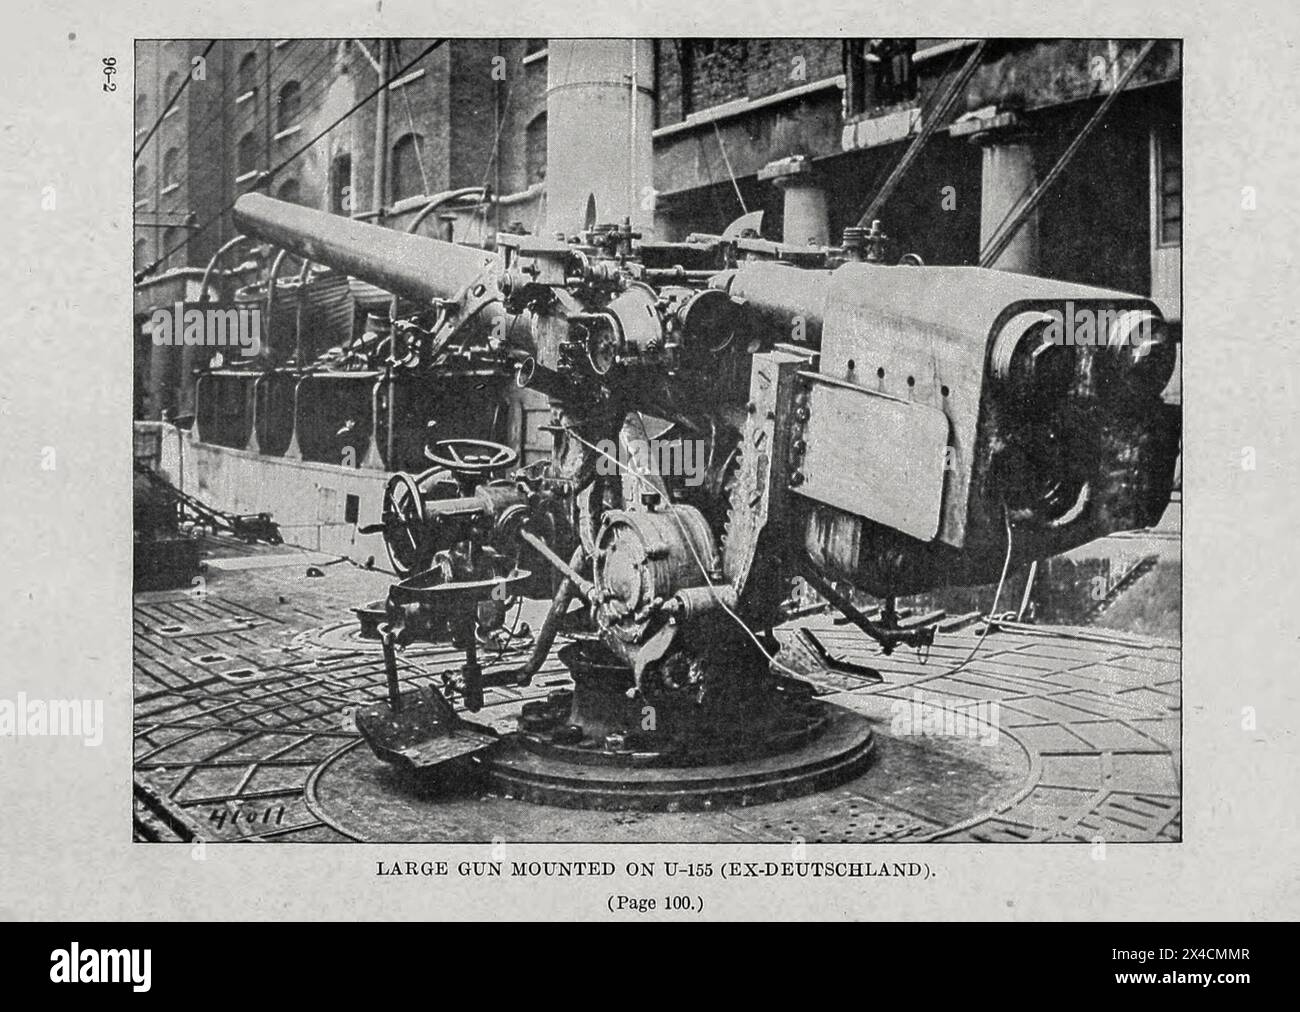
(232, 193, 499, 306)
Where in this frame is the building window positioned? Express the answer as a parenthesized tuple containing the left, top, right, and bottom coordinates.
(135, 93, 149, 126)
(277, 81, 301, 132)
(237, 131, 259, 177)
(1156, 122, 1182, 247)
(276, 178, 301, 204)
(134, 238, 148, 272)
(846, 38, 917, 116)
(162, 147, 180, 189)
(390, 132, 426, 201)
(162, 226, 184, 268)
(163, 70, 180, 102)
(330, 152, 352, 214)
(134, 163, 148, 200)
(526, 113, 547, 185)
(238, 51, 258, 98)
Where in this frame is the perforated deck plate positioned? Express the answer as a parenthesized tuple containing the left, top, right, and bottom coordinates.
(134, 533, 1180, 843)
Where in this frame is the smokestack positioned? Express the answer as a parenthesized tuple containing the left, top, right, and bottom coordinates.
(545, 40, 655, 239)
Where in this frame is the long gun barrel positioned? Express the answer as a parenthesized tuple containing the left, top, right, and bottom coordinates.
(232, 193, 499, 305)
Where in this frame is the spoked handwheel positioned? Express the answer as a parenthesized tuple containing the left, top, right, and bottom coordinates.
(424, 438, 518, 482)
(380, 472, 428, 576)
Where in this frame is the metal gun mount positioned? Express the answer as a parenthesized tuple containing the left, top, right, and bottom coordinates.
(231, 193, 1179, 809)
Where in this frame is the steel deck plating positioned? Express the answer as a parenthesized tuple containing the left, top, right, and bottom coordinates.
(133, 535, 1180, 844)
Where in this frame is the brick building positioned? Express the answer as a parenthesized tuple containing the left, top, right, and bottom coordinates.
(134, 38, 552, 276)
(652, 38, 1180, 325)
(134, 37, 1181, 326)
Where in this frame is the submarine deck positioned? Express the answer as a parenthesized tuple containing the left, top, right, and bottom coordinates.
(133, 533, 1181, 844)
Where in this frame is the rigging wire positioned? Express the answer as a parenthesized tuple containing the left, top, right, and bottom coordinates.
(470, 53, 518, 246)
(853, 41, 970, 225)
(136, 43, 343, 274)
(136, 42, 344, 273)
(943, 507, 1014, 677)
(973, 44, 1134, 258)
(134, 41, 216, 161)
(396, 55, 431, 196)
(136, 39, 446, 283)
(711, 119, 749, 215)
(156, 41, 340, 163)
(977, 42, 1155, 267)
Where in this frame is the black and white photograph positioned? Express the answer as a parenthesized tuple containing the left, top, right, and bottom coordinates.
(2, 1, 1298, 939)
(130, 36, 1183, 845)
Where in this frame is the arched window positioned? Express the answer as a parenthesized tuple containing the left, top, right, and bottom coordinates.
(162, 226, 184, 268)
(237, 132, 259, 177)
(277, 80, 301, 132)
(526, 113, 547, 185)
(1156, 122, 1182, 247)
(134, 163, 148, 200)
(330, 152, 352, 214)
(162, 147, 180, 189)
(134, 238, 148, 272)
(276, 178, 301, 204)
(135, 93, 149, 125)
(238, 51, 258, 97)
(390, 132, 426, 202)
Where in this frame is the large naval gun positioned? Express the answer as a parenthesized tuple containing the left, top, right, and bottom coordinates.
(232, 193, 1179, 810)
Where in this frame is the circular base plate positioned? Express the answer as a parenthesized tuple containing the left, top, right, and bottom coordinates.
(478, 700, 875, 811)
